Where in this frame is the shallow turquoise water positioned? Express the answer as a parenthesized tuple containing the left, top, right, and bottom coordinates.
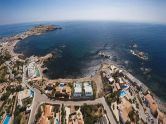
(119, 90, 127, 97)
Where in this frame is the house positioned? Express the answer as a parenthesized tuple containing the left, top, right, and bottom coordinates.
(110, 65, 118, 73)
(119, 98, 132, 124)
(73, 82, 82, 97)
(46, 81, 54, 90)
(144, 94, 158, 117)
(108, 77, 115, 84)
(39, 105, 54, 124)
(27, 62, 39, 78)
(65, 106, 84, 124)
(54, 83, 71, 98)
(84, 82, 93, 97)
(18, 89, 33, 106)
(118, 78, 126, 85)
(115, 83, 121, 91)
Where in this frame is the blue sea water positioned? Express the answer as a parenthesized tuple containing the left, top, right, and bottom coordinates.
(0, 21, 166, 101)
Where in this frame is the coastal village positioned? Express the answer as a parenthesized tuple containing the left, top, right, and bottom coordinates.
(0, 25, 166, 124)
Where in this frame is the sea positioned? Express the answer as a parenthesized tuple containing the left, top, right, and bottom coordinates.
(0, 21, 166, 101)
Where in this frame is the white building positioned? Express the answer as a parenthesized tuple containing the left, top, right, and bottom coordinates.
(84, 82, 93, 97)
(18, 89, 33, 106)
(27, 62, 38, 78)
(73, 82, 82, 97)
(108, 77, 115, 83)
(119, 77, 125, 84)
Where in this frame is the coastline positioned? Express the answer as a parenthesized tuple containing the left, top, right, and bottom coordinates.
(1, 24, 166, 113)
(0, 25, 60, 60)
(102, 61, 166, 112)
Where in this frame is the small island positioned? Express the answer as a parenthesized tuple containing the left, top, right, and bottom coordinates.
(130, 49, 149, 60)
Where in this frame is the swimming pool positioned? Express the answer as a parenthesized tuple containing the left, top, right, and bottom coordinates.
(3, 115, 11, 124)
(119, 90, 127, 97)
(121, 84, 129, 90)
(59, 83, 65, 88)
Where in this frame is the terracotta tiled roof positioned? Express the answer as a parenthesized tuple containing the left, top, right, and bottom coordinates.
(145, 94, 158, 116)
(39, 105, 54, 124)
(44, 105, 53, 117)
(119, 98, 132, 123)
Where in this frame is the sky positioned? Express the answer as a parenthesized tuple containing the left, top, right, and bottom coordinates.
(0, 0, 166, 25)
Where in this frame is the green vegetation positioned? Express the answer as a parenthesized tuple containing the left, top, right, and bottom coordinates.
(68, 82, 73, 89)
(128, 108, 140, 123)
(14, 113, 22, 124)
(81, 104, 104, 124)
(0, 85, 23, 101)
(35, 106, 42, 122)
(53, 105, 60, 116)
(14, 105, 26, 116)
(6, 85, 23, 93)
(61, 104, 66, 124)
(0, 50, 11, 65)
(0, 65, 7, 83)
(104, 83, 113, 92)
(105, 91, 120, 105)
(15, 60, 23, 67)
(101, 75, 114, 94)
(0, 94, 16, 116)
(0, 91, 11, 101)
(22, 98, 33, 106)
(0, 51, 23, 83)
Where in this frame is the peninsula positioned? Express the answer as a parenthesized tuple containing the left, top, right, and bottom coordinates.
(0, 25, 59, 60)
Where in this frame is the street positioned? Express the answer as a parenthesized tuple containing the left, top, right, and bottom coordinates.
(22, 65, 117, 124)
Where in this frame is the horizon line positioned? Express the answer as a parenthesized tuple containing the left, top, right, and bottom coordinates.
(0, 19, 166, 26)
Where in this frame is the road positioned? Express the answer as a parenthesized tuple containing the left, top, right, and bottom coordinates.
(22, 65, 117, 124)
(29, 88, 117, 124)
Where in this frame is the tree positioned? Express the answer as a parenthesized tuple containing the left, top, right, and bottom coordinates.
(35, 107, 42, 121)
(1, 91, 10, 101)
(61, 104, 66, 124)
(125, 120, 130, 124)
(113, 104, 115, 110)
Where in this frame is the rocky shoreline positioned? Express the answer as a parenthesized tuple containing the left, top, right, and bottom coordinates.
(106, 61, 166, 112)
(1, 24, 166, 113)
(0, 25, 59, 61)
(0, 25, 60, 57)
